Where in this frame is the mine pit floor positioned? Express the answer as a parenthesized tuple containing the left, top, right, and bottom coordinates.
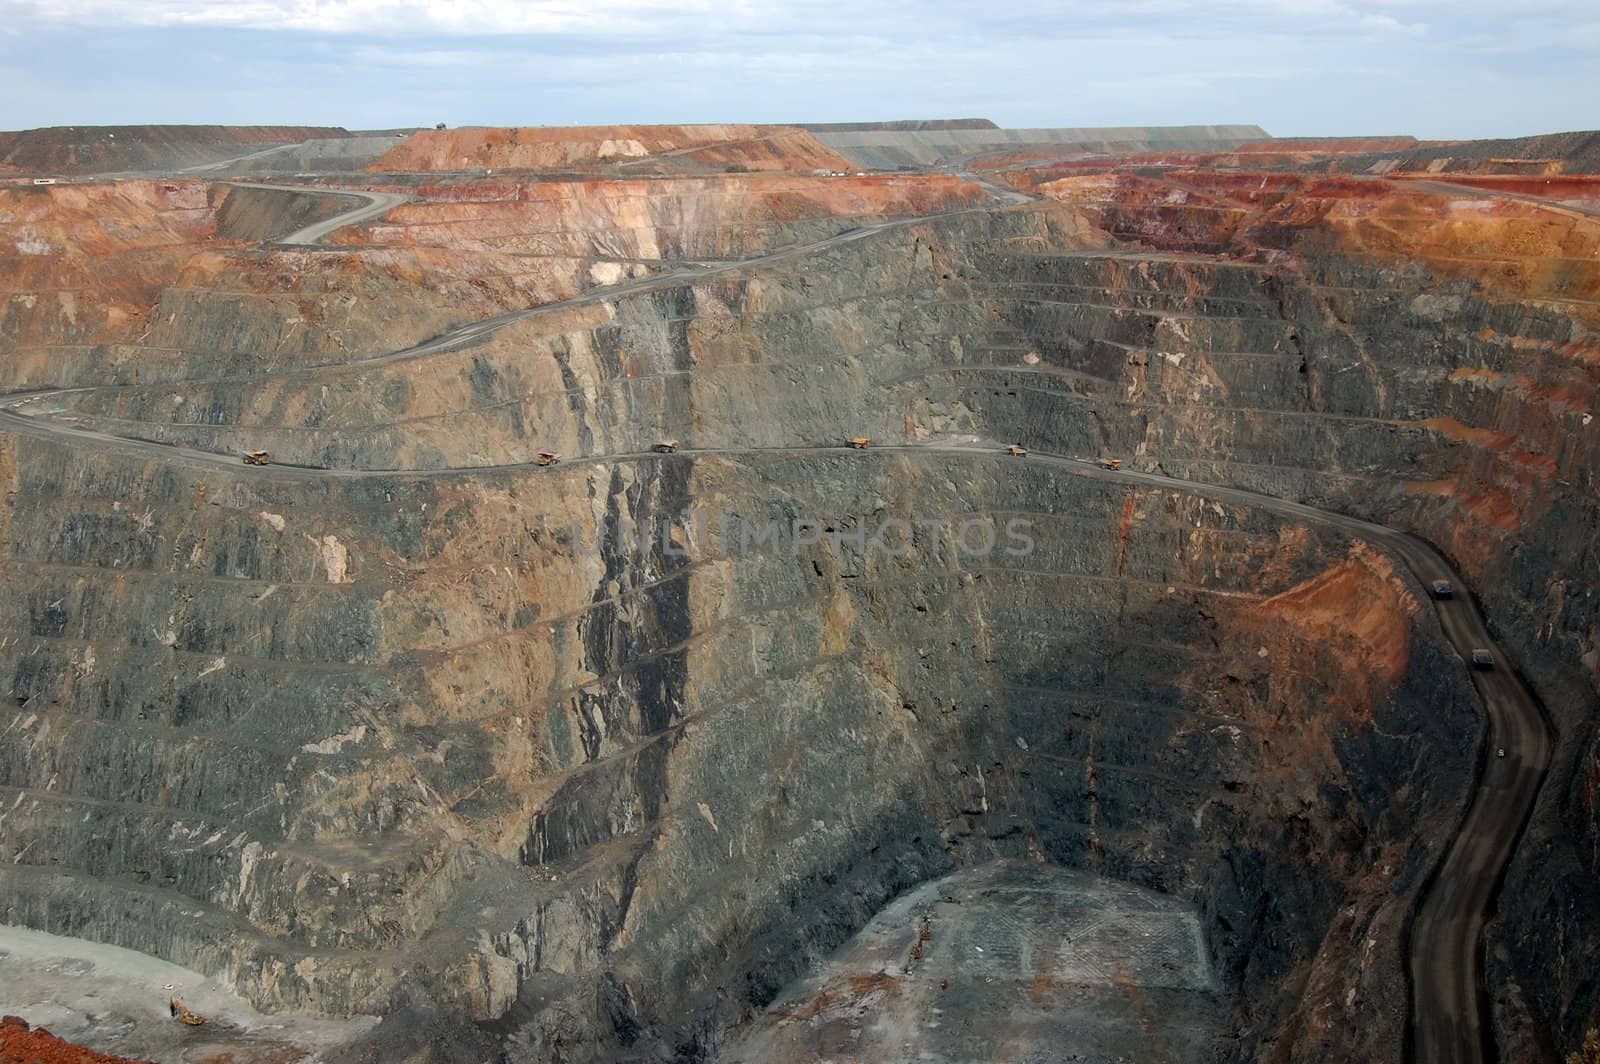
(725, 860, 1226, 1063)
(0, 924, 374, 1063)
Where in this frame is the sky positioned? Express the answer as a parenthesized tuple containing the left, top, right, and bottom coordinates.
(0, 0, 1595, 140)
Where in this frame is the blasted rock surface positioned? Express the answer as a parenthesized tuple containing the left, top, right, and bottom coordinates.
(726, 860, 1225, 1063)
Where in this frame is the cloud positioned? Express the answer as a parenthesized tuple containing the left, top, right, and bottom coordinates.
(1359, 12, 1426, 33)
(0, 0, 717, 34)
(1, 0, 1582, 36)
(345, 44, 503, 67)
(0, 0, 1591, 59)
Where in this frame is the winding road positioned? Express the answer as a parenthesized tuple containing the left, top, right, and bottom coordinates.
(1091, 460, 1553, 1064)
(141, 177, 1026, 381)
(0, 175, 1556, 1064)
(222, 182, 415, 246)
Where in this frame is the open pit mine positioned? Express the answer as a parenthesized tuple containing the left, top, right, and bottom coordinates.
(0, 120, 1596, 1064)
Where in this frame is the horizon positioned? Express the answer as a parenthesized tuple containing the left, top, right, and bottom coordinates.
(4, 120, 1596, 145)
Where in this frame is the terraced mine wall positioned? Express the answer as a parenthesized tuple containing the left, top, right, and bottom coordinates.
(203, 136, 410, 176)
(815, 124, 1270, 169)
(1, 196, 1495, 1062)
(0, 125, 353, 175)
(0, 439, 1479, 1063)
(0, 179, 376, 385)
(987, 173, 1600, 1057)
(370, 125, 855, 176)
(1332, 129, 1600, 175)
(1, 175, 988, 394)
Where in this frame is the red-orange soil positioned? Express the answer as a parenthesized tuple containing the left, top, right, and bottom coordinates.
(0, 1017, 149, 1064)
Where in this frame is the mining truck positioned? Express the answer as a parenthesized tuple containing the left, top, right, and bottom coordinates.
(243, 450, 270, 466)
(847, 437, 872, 449)
(169, 1000, 205, 1026)
(537, 451, 562, 466)
(653, 439, 680, 453)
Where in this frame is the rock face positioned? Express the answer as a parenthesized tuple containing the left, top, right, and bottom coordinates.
(335, 174, 990, 259)
(3, 174, 987, 394)
(1339, 129, 1600, 175)
(0, 180, 355, 386)
(1, 180, 219, 354)
(0, 129, 1597, 1062)
(814, 124, 1270, 170)
(1019, 166, 1600, 1058)
(0, 126, 353, 176)
(371, 125, 856, 175)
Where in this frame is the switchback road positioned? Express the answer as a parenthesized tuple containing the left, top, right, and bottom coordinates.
(221, 182, 416, 246)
